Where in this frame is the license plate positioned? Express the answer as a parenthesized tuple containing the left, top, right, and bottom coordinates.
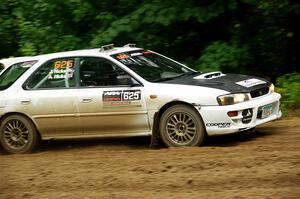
(261, 104, 273, 119)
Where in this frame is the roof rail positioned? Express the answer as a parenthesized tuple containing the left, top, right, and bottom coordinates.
(123, 43, 136, 48)
(99, 44, 114, 52)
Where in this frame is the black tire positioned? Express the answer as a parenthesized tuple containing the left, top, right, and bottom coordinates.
(0, 115, 39, 154)
(159, 104, 206, 147)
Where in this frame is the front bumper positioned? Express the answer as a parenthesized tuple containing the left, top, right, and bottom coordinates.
(199, 92, 282, 136)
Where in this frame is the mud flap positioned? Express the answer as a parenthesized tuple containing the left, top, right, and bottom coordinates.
(150, 112, 162, 148)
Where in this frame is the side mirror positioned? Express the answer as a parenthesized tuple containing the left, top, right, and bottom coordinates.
(0, 63, 4, 72)
(117, 75, 140, 86)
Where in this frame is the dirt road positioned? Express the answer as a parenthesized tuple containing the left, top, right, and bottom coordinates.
(1, 117, 300, 199)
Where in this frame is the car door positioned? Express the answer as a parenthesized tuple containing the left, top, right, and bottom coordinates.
(20, 57, 82, 138)
(77, 57, 150, 136)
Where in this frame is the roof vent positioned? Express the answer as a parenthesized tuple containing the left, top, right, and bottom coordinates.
(123, 43, 136, 48)
(100, 44, 114, 52)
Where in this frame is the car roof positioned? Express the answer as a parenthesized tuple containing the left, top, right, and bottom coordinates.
(0, 57, 32, 68)
(33, 47, 141, 59)
(0, 45, 142, 67)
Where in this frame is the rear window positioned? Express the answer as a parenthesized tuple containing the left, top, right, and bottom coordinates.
(0, 60, 37, 90)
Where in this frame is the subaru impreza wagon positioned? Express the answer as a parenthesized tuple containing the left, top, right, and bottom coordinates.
(0, 44, 281, 154)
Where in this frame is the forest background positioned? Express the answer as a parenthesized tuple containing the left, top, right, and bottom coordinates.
(0, 0, 299, 113)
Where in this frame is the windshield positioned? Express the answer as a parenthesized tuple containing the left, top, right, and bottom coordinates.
(0, 60, 37, 90)
(111, 50, 196, 82)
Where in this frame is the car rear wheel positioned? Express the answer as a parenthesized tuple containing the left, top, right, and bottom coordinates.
(0, 115, 39, 154)
(159, 104, 205, 147)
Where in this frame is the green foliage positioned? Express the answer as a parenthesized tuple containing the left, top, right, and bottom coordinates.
(91, 1, 228, 48)
(196, 41, 252, 73)
(0, 0, 299, 81)
(228, 0, 300, 77)
(276, 73, 300, 114)
(0, 0, 298, 117)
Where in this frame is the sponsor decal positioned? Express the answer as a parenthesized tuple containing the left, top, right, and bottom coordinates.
(242, 109, 253, 124)
(103, 90, 122, 101)
(206, 123, 231, 128)
(48, 68, 74, 80)
(236, 78, 266, 88)
(103, 90, 141, 107)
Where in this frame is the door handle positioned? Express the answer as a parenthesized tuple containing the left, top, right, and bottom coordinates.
(82, 98, 92, 103)
(21, 99, 31, 105)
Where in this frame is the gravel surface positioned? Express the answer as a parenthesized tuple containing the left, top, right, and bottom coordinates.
(1, 117, 300, 199)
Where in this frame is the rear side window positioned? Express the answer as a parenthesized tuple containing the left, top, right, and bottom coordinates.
(0, 61, 37, 90)
(26, 58, 76, 89)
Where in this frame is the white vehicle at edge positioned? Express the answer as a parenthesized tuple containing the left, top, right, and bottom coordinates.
(0, 44, 281, 154)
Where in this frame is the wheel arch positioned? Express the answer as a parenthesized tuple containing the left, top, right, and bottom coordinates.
(158, 101, 201, 120)
(150, 100, 206, 147)
(0, 112, 42, 139)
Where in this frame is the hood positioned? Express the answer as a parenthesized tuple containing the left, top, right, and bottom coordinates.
(162, 71, 271, 93)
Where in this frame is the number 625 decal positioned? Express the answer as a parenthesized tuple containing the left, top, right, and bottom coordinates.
(122, 90, 141, 101)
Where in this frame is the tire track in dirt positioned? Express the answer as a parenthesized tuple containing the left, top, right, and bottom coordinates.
(1, 117, 300, 198)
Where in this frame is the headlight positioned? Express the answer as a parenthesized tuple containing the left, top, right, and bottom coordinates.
(217, 93, 250, 106)
(269, 83, 275, 93)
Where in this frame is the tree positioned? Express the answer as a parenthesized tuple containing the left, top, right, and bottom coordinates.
(0, 0, 299, 79)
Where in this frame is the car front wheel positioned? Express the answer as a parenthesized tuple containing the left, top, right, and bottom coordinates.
(0, 115, 39, 154)
(159, 104, 205, 147)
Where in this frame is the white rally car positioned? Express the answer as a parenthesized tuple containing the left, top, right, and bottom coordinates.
(0, 44, 281, 154)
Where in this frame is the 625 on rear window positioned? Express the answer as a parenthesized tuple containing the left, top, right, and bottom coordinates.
(122, 90, 141, 101)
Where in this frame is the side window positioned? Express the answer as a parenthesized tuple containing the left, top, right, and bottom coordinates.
(79, 57, 136, 87)
(0, 61, 37, 91)
(26, 58, 76, 89)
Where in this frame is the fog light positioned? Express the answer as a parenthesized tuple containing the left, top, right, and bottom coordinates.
(227, 111, 238, 117)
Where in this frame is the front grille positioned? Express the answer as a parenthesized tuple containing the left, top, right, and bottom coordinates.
(250, 87, 269, 98)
